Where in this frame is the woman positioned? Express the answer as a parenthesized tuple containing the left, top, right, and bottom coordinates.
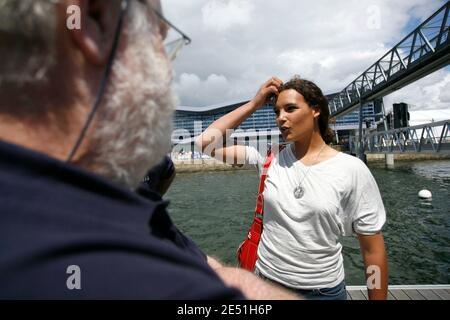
(196, 76, 388, 300)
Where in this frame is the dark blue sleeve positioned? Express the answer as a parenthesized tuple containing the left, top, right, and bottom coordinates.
(173, 226, 207, 261)
(0, 242, 244, 299)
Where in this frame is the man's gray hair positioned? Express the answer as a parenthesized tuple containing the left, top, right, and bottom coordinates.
(0, 0, 58, 85)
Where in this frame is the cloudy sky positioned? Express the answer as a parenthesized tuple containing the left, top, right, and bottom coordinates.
(163, 0, 449, 112)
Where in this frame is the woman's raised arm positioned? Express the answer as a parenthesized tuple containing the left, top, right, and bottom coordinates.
(195, 77, 282, 165)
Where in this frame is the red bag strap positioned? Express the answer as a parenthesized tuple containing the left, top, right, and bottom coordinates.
(254, 146, 282, 216)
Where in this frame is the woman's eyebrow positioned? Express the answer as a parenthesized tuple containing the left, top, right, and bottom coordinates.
(273, 103, 296, 110)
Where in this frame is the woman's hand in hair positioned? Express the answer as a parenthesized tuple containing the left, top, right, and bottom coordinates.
(250, 77, 283, 109)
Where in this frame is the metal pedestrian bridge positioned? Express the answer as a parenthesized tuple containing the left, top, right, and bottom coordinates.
(349, 119, 450, 154)
(329, 1, 450, 118)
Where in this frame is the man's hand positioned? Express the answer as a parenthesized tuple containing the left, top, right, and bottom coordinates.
(207, 255, 223, 270)
(214, 267, 300, 300)
(206, 256, 300, 300)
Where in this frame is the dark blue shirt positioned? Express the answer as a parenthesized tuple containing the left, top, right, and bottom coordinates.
(0, 140, 243, 299)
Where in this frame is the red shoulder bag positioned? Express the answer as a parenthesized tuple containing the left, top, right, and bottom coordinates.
(236, 149, 275, 271)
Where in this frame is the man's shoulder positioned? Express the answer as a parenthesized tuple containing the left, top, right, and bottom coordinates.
(0, 237, 244, 299)
(0, 146, 244, 299)
(71, 247, 243, 299)
(0, 183, 242, 299)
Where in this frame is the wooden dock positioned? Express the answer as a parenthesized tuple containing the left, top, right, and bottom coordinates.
(346, 285, 450, 300)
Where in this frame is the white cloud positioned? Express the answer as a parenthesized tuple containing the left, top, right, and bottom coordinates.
(275, 46, 389, 91)
(439, 81, 450, 103)
(163, 0, 449, 111)
(384, 70, 450, 111)
(174, 73, 239, 106)
(201, 0, 254, 32)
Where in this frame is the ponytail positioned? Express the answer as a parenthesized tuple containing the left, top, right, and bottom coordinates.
(322, 127, 335, 144)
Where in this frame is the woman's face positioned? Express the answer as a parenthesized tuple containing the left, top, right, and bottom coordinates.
(274, 89, 320, 142)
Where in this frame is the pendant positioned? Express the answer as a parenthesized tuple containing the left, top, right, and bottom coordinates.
(293, 185, 304, 199)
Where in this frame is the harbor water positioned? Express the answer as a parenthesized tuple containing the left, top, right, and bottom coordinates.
(165, 159, 450, 285)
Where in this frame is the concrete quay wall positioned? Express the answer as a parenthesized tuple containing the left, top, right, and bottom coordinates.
(174, 153, 450, 173)
(173, 159, 253, 173)
(366, 153, 450, 162)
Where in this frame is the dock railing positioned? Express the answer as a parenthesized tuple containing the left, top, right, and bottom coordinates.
(349, 119, 450, 154)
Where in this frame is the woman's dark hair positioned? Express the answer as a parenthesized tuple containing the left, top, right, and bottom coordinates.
(278, 75, 334, 144)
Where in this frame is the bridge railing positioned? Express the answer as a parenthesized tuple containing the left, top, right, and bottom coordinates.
(349, 119, 450, 154)
(330, 1, 450, 118)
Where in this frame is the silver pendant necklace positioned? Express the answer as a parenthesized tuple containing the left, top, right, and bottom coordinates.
(293, 144, 327, 199)
(293, 185, 305, 199)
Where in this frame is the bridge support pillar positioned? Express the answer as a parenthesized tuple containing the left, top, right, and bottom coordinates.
(385, 153, 395, 167)
(358, 101, 365, 161)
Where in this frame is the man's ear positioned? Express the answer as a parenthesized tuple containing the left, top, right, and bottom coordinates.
(66, 0, 121, 66)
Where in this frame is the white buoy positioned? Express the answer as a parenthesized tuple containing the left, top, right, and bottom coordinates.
(418, 189, 432, 199)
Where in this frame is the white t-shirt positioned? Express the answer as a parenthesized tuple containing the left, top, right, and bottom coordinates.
(245, 144, 386, 289)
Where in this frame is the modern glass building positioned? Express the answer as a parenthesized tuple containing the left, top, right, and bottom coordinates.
(173, 100, 277, 136)
(172, 95, 383, 142)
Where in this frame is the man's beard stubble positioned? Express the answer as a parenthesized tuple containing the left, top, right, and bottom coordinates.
(77, 2, 177, 191)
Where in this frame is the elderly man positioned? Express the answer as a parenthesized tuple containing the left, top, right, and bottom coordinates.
(0, 0, 296, 299)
